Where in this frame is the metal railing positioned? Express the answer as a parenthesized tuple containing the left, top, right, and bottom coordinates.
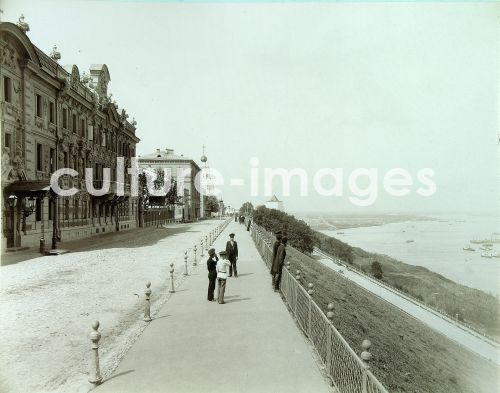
(251, 223, 389, 393)
(314, 247, 500, 346)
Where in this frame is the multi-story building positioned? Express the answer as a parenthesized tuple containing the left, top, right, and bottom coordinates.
(138, 148, 201, 222)
(1, 20, 140, 251)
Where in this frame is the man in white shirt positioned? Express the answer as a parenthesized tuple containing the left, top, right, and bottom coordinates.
(217, 251, 232, 304)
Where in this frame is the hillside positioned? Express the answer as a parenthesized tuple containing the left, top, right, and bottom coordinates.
(286, 247, 498, 393)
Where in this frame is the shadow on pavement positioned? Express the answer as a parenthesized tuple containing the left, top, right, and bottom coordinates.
(102, 369, 135, 384)
(236, 273, 254, 277)
(1, 221, 215, 267)
(225, 297, 252, 304)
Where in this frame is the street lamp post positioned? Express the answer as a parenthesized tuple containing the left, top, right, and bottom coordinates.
(7, 195, 18, 248)
(39, 196, 45, 254)
(51, 192, 58, 250)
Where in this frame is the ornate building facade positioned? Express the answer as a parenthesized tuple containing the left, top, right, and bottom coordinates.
(138, 148, 201, 222)
(1, 20, 140, 251)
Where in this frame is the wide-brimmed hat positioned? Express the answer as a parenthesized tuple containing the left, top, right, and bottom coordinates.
(219, 250, 227, 256)
(208, 248, 216, 255)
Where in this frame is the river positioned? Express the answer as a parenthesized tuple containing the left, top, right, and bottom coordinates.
(320, 214, 500, 295)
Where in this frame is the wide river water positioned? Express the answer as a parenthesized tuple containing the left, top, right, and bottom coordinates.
(320, 214, 500, 295)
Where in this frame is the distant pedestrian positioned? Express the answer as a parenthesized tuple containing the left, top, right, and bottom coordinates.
(271, 236, 287, 292)
(246, 218, 251, 231)
(217, 251, 232, 304)
(235, 214, 238, 222)
(207, 248, 218, 301)
(271, 231, 283, 280)
(226, 233, 239, 277)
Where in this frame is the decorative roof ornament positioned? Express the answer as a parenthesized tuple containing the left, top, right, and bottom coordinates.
(200, 145, 207, 163)
(50, 45, 61, 61)
(17, 14, 30, 33)
(81, 71, 91, 85)
(131, 118, 137, 127)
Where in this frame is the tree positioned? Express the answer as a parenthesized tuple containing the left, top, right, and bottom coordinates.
(239, 202, 254, 216)
(153, 168, 164, 190)
(205, 196, 219, 215)
(371, 261, 383, 280)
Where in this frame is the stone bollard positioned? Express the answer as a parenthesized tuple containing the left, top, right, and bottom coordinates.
(205, 235, 208, 248)
(307, 283, 314, 296)
(169, 263, 175, 293)
(326, 303, 334, 321)
(361, 339, 372, 366)
(193, 245, 198, 266)
(88, 321, 103, 385)
(361, 339, 372, 393)
(143, 282, 152, 322)
(201, 239, 204, 257)
(184, 251, 188, 275)
(295, 270, 301, 281)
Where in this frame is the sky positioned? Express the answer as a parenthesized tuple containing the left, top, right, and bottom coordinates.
(2, 1, 499, 214)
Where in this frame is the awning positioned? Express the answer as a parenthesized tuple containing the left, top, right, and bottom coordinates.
(4, 180, 51, 197)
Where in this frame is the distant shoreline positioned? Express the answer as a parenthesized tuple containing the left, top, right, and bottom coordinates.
(305, 213, 436, 230)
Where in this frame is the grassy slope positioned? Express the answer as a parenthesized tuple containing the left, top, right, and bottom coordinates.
(285, 247, 498, 393)
(315, 231, 500, 339)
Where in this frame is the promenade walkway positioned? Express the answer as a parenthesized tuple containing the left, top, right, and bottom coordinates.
(96, 221, 331, 393)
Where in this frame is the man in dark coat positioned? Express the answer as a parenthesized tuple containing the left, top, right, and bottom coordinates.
(271, 237, 287, 292)
(207, 248, 218, 301)
(225, 233, 239, 277)
(271, 231, 282, 280)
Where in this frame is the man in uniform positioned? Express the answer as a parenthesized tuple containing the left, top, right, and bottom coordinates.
(226, 233, 239, 277)
(271, 237, 287, 292)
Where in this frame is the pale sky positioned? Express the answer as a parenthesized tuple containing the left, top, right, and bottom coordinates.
(3, 1, 499, 214)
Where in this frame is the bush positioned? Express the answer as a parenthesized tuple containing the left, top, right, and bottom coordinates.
(371, 260, 383, 279)
(251, 206, 316, 253)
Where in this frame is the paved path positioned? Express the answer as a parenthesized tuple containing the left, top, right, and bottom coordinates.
(315, 252, 500, 364)
(96, 221, 331, 393)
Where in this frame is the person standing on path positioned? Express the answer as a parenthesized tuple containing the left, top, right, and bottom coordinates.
(271, 231, 283, 283)
(271, 237, 288, 292)
(216, 251, 231, 304)
(226, 233, 239, 277)
(207, 248, 218, 301)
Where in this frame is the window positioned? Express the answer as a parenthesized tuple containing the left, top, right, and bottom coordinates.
(3, 76, 11, 103)
(64, 152, 69, 168)
(49, 102, 55, 123)
(36, 143, 43, 171)
(4, 133, 12, 150)
(50, 148, 55, 172)
(64, 199, 69, 221)
(72, 114, 77, 133)
(36, 94, 42, 117)
(63, 108, 68, 128)
(80, 119, 85, 138)
(88, 125, 93, 141)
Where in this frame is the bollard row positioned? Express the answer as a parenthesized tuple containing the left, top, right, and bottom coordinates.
(86, 218, 234, 385)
